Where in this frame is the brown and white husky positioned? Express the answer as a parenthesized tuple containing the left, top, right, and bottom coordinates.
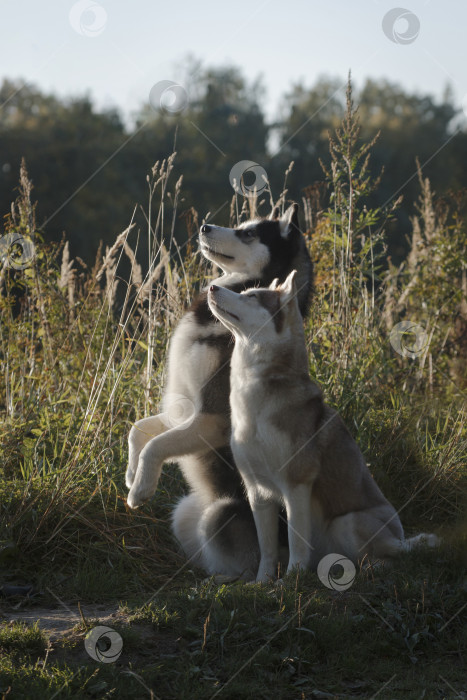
(208, 270, 439, 582)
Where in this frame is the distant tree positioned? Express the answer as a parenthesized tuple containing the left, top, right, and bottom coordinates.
(275, 76, 466, 261)
(134, 64, 269, 220)
(0, 80, 131, 261)
(358, 79, 461, 259)
(272, 76, 345, 192)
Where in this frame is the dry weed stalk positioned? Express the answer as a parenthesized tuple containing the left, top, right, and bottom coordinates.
(58, 241, 76, 320)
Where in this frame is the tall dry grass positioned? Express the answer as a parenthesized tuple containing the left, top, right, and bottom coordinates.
(0, 86, 465, 586)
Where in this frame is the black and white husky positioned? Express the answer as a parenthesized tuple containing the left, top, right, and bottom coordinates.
(126, 205, 313, 578)
(208, 271, 439, 582)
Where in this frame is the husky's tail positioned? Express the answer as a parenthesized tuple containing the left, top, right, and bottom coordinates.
(172, 494, 260, 580)
(401, 532, 441, 551)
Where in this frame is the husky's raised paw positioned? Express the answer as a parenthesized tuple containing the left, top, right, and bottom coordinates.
(125, 465, 136, 489)
(127, 485, 153, 509)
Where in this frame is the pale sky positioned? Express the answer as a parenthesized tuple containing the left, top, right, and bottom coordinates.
(1, 0, 466, 124)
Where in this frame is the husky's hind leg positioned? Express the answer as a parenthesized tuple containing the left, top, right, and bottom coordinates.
(324, 505, 404, 563)
(352, 508, 440, 558)
(327, 506, 439, 564)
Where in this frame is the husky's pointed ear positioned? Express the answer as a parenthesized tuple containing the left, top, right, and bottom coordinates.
(280, 269, 298, 300)
(279, 203, 299, 238)
(269, 206, 280, 221)
(269, 277, 280, 290)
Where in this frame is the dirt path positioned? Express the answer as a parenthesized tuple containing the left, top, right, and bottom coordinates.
(1, 605, 122, 640)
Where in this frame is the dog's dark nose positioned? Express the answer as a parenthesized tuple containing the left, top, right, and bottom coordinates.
(201, 224, 211, 234)
(210, 285, 218, 292)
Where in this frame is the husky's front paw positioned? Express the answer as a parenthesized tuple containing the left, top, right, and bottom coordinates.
(125, 464, 136, 489)
(255, 561, 277, 584)
(127, 447, 163, 509)
(286, 562, 308, 576)
(127, 483, 153, 509)
(246, 577, 268, 585)
(127, 470, 157, 508)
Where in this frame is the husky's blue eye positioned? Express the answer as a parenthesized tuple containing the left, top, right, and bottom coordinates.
(236, 228, 256, 243)
(248, 293, 257, 298)
(242, 229, 255, 239)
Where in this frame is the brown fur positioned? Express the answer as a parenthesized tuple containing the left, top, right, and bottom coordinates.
(225, 272, 419, 581)
(256, 290, 284, 333)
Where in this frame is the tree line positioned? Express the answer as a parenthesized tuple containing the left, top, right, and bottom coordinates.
(1, 65, 466, 266)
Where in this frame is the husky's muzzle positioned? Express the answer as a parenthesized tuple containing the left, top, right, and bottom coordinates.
(208, 285, 240, 321)
(199, 225, 235, 260)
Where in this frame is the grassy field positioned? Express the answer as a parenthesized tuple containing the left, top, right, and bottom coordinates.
(0, 92, 466, 699)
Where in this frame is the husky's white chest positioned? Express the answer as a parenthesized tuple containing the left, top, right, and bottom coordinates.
(230, 375, 260, 441)
(230, 364, 289, 496)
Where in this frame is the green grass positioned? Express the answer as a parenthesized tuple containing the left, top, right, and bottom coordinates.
(1, 544, 466, 698)
(0, 89, 466, 698)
